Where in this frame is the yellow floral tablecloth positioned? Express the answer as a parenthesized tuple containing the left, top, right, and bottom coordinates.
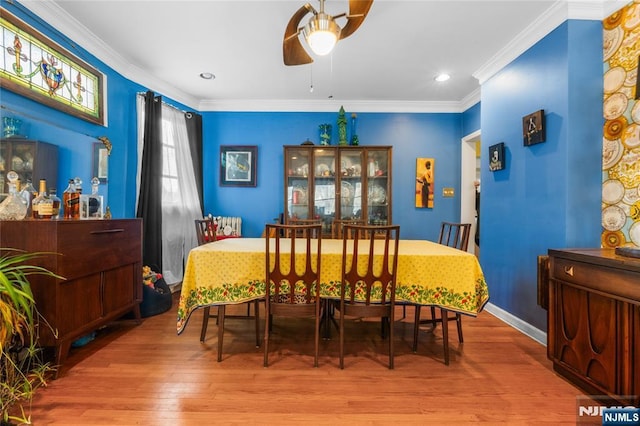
(177, 238, 489, 334)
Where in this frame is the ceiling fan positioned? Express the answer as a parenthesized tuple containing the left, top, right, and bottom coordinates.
(283, 0, 374, 66)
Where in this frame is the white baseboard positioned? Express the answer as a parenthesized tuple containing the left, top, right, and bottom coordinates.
(483, 302, 548, 346)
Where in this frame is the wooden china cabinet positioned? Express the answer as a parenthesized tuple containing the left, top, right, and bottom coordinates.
(0, 138, 58, 195)
(283, 145, 392, 237)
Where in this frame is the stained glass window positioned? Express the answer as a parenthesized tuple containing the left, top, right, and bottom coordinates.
(0, 9, 104, 125)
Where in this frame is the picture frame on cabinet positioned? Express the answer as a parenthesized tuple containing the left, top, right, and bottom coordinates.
(489, 143, 505, 172)
(93, 142, 108, 184)
(220, 145, 257, 187)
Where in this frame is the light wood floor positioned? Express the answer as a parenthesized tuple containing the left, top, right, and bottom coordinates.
(25, 295, 589, 425)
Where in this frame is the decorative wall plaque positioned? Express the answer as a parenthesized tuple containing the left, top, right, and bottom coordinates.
(522, 110, 545, 146)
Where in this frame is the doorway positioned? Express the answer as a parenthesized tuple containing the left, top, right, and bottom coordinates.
(461, 130, 481, 255)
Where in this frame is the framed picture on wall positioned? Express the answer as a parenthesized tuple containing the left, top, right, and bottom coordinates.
(523, 110, 545, 146)
(220, 145, 257, 187)
(93, 142, 109, 184)
(415, 157, 434, 208)
(489, 143, 505, 172)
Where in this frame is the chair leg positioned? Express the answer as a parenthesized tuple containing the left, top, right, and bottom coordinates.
(441, 307, 449, 365)
(339, 306, 345, 369)
(456, 313, 463, 342)
(200, 306, 210, 342)
(314, 306, 320, 368)
(412, 305, 421, 352)
(217, 305, 226, 362)
(254, 300, 260, 348)
(388, 310, 394, 370)
(263, 303, 270, 367)
(430, 306, 437, 328)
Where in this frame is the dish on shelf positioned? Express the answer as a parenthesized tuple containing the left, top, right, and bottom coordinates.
(602, 205, 626, 231)
(368, 184, 386, 205)
(341, 181, 354, 205)
(315, 163, 331, 176)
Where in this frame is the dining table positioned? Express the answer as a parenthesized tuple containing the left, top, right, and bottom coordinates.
(177, 237, 489, 334)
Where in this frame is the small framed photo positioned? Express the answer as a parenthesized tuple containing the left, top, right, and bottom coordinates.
(489, 143, 505, 172)
(79, 194, 104, 219)
(220, 145, 257, 187)
(93, 142, 109, 184)
(523, 110, 545, 146)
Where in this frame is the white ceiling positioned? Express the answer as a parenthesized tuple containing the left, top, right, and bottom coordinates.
(20, 0, 625, 112)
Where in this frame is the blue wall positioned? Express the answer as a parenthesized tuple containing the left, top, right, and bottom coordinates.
(1, 0, 607, 333)
(479, 20, 602, 330)
(462, 102, 481, 137)
(202, 111, 464, 240)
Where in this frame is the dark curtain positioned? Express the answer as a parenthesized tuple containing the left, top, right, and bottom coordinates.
(185, 111, 204, 215)
(136, 91, 163, 269)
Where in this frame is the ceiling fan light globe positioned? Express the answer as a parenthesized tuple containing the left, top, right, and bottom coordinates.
(304, 13, 340, 56)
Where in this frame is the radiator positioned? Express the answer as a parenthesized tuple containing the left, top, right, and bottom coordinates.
(208, 215, 242, 237)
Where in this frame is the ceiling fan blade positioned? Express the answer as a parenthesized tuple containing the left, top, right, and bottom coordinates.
(283, 4, 315, 66)
(340, 0, 373, 40)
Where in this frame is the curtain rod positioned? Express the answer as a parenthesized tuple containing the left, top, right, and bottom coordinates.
(136, 92, 195, 116)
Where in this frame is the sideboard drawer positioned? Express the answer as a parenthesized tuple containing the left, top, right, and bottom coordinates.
(56, 221, 141, 279)
(551, 257, 640, 303)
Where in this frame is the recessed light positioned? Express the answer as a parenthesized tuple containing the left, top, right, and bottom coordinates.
(199, 72, 215, 80)
(435, 73, 450, 82)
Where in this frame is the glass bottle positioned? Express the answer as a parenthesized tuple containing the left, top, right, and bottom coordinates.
(74, 177, 83, 195)
(32, 179, 53, 219)
(19, 179, 37, 217)
(49, 188, 61, 219)
(63, 179, 78, 219)
(0, 171, 28, 220)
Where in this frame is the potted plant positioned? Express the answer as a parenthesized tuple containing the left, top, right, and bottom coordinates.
(0, 249, 59, 425)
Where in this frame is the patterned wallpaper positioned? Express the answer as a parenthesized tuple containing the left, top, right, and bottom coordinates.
(602, 1, 640, 248)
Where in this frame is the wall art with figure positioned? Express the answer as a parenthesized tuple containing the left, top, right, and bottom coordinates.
(415, 157, 434, 208)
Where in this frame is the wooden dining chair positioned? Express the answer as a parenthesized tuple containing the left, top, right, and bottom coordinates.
(335, 224, 400, 369)
(194, 218, 216, 245)
(331, 219, 365, 239)
(263, 223, 322, 367)
(288, 218, 322, 238)
(196, 218, 260, 362)
(413, 221, 471, 365)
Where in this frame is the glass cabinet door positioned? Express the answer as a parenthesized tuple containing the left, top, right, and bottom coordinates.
(366, 148, 390, 225)
(313, 147, 336, 234)
(285, 147, 311, 221)
(336, 148, 363, 221)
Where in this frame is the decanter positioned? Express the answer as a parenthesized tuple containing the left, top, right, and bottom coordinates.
(0, 171, 28, 220)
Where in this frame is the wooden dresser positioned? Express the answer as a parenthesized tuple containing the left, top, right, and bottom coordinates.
(0, 219, 142, 374)
(547, 248, 639, 406)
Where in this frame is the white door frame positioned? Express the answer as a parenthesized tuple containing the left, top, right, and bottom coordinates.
(461, 129, 481, 254)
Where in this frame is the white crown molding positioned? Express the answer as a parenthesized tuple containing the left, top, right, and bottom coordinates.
(18, 0, 200, 110)
(473, 0, 628, 85)
(460, 87, 481, 112)
(198, 99, 466, 113)
(18, 0, 626, 114)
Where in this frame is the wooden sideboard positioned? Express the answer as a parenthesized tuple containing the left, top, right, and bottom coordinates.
(0, 219, 142, 374)
(547, 248, 639, 406)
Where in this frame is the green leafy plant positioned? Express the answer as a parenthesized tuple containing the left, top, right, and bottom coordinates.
(0, 249, 60, 425)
